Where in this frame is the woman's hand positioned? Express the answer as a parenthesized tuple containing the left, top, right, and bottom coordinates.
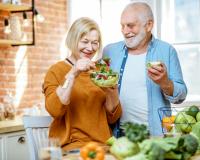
(73, 58, 96, 75)
(57, 58, 95, 105)
(103, 85, 119, 113)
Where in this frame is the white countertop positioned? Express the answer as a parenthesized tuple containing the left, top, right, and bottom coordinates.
(0, 117, 24, 134)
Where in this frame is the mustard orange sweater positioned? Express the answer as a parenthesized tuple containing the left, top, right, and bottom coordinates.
(43, 61, 122, 151)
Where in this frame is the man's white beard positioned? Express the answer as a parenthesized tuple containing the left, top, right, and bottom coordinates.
(124, 28, 146, 49)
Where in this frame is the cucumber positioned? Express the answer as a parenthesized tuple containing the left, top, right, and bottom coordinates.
(147, 61, 162, 68)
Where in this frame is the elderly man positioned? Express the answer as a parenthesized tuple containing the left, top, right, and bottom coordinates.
(103, 2, 187, 136)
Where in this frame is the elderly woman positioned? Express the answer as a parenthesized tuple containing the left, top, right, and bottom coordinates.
(43, 17, 122, 151)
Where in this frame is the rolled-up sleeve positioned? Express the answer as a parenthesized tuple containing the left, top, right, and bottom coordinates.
(163, 47, 187, 104)
(43, 70, 70, 118)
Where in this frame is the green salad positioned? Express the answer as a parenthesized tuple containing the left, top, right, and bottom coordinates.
(90, 57, 119, 87)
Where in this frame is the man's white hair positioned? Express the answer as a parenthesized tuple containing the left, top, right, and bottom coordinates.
(125, 2, 154, 24)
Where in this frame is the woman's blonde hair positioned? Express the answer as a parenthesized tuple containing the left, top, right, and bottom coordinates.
(65, 17, 102, 59)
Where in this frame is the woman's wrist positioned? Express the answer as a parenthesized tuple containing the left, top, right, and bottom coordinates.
(70, 65, 80, 77)
(62, 73, 75, 89)
(56, 86, 70, 105)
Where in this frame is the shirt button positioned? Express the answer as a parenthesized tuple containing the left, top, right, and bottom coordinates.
(120, 68, 123, 71)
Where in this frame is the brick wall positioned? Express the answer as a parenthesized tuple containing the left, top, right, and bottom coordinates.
(0, 0, 68, 108)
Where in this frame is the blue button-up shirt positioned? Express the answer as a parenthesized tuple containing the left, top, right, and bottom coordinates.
(103, 36, 187, 136)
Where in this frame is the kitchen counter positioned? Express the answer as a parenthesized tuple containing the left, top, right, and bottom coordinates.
(0, 117, 24, 134)
(62, 153, 200, 160)
(63, 153, 200, 160)
(63, 153, 116, 160)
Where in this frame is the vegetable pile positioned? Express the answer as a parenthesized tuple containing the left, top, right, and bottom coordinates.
(123, 134, 198, 160)
(107, 122, 199, 160)
(90, 57, 119, 87)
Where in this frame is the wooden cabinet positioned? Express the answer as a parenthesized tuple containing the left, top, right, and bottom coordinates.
(0, 3, 31, 11)
(0, 131, 30, 160)
(0, 1, 35, 46)
(0, 39, 33, 45)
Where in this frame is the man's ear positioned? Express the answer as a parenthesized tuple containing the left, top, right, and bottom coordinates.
(146, 20, 153, 32)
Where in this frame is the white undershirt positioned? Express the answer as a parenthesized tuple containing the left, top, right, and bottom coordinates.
(120, 53, 148, 125)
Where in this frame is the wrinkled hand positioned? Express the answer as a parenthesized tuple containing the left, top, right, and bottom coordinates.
(147, 63, 174, 96)
(73, 58, 96, 74)
(147, 63, 169, 87)
(103, 85, 119, 112)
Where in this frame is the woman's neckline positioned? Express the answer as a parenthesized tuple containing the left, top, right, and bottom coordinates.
(65, 58, 74, 66)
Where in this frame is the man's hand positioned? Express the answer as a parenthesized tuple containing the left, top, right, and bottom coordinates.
(147, 63, 174, 96)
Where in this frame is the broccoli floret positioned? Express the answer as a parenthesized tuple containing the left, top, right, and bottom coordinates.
(139, 138, 165, 160)
(178, 134, 198, 155)
(147, 142, 165, 160)
(121, 122, 150, 143)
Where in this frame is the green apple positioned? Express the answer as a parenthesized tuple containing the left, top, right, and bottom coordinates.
(175, 112, 196, 133)
(186, 105, 199, 118)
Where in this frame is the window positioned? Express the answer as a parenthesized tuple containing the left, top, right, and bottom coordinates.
(68, 0, 154, 45)
(159, 0, 200, 104)
(67, 0, 101, 24)
(161, 0, 200, 43)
